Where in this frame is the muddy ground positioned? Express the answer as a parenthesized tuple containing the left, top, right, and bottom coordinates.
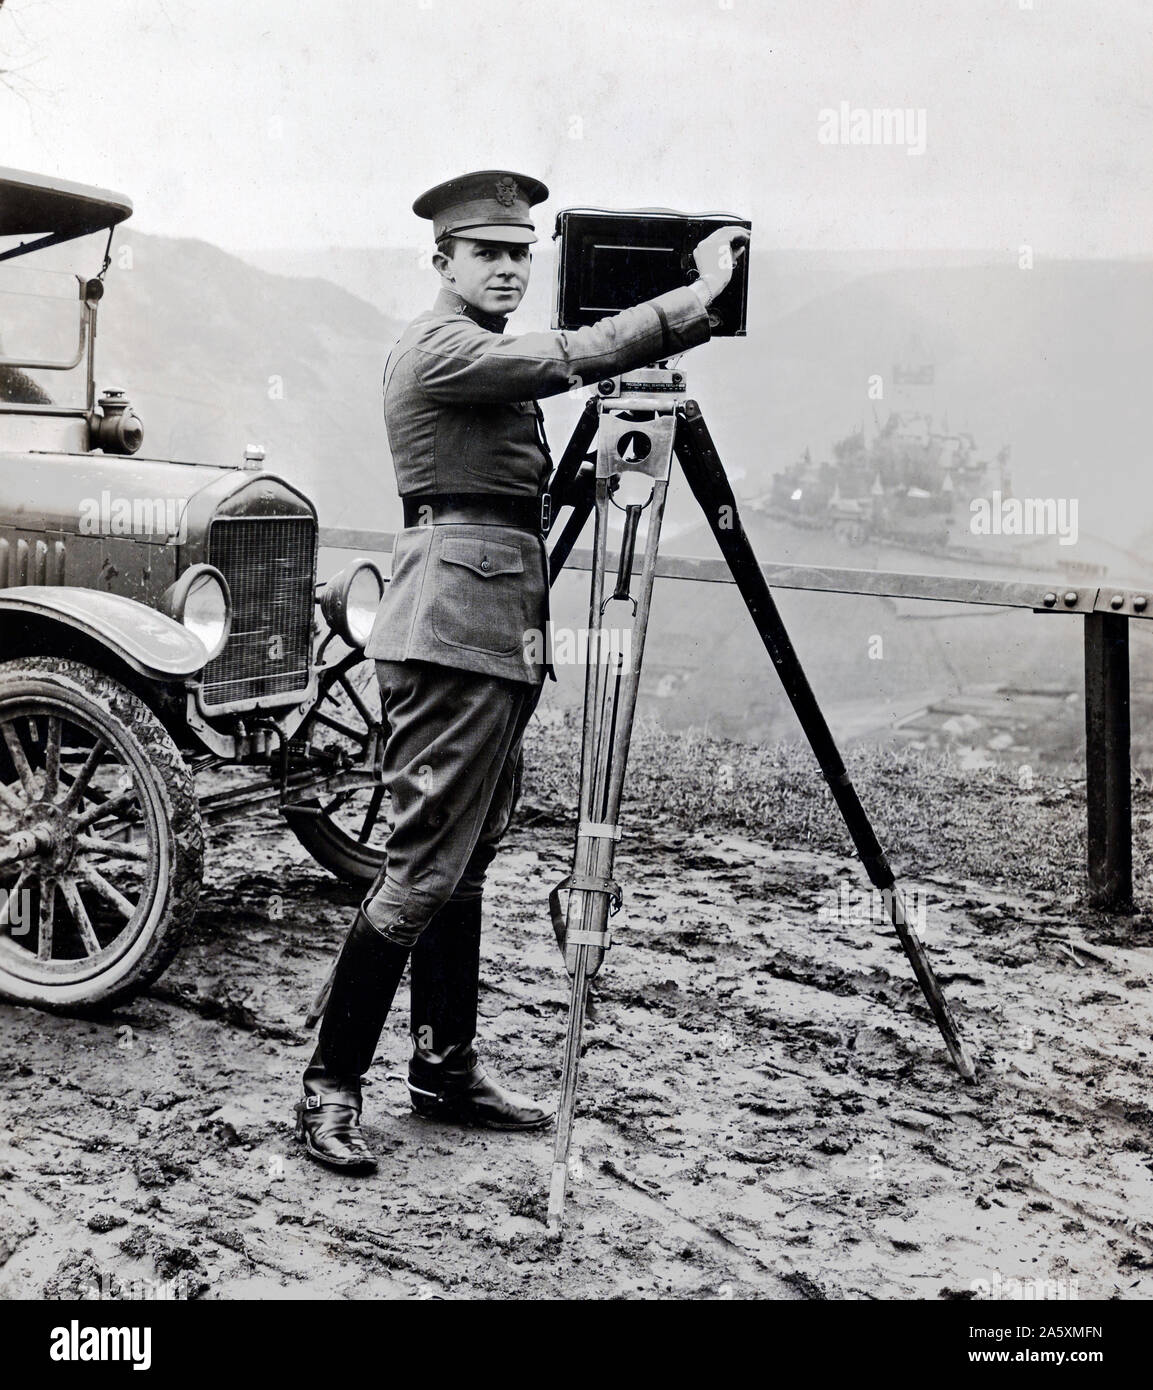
(2, 794, 1152, 1301)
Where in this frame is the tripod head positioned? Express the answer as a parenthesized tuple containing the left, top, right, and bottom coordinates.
(593, 366, 686, 486)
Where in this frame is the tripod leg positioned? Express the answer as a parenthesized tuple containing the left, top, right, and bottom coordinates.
(547, 397, 599, 515)
(548, 476, 596, 585)
(673, 402, 975, 1082)
(546, 402, 599, 585)
(548, 466, 674, 1231)
(304, 960, 336, 1029)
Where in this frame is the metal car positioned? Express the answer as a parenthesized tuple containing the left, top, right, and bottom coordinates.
(0, 168, 391, 1012)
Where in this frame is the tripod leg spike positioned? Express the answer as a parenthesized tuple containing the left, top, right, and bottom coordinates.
(887, 884, 976, 1081)
(547, 1163, 568, 1234)
(549, 963, 592, 1234)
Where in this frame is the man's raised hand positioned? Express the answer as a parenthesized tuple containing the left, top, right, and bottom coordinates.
(690, 225, 749, 305)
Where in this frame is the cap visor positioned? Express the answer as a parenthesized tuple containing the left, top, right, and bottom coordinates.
(451, 225, 537, 244)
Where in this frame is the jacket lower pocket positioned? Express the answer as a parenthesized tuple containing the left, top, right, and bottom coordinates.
(431, 536, 533, 656)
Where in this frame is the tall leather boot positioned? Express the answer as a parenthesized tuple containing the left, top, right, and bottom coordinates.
(295, 907, 411, 1172)
(407, 896, 554, 1131)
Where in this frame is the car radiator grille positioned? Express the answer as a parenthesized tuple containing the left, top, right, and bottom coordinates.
(201, 517, 317, 709)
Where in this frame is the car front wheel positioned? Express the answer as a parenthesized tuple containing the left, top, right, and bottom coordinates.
(0, 657, 202, 1011)
(282, 651, 391, 885)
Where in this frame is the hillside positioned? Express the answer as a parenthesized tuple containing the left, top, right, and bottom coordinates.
(93, 231, 405, 530)
(243, 244, 1153, 555)
(75, 232, 1153, 746)
(95, 234, 1153, 557)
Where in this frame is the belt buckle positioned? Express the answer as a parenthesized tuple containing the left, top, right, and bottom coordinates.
(540, 492, 552, 535)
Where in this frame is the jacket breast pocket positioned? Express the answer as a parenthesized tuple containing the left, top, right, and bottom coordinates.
(431, 536, 530, 656)
(457, 400, 540, 485)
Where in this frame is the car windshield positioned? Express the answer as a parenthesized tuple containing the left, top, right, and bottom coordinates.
(0, 262, 87, 408)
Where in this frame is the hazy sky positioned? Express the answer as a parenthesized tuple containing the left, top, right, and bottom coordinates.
(1, 0, 1150, 255)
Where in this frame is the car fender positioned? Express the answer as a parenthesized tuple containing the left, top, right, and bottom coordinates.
(0, 586, 208, 679)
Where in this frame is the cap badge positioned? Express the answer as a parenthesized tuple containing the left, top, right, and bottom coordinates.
(494, 176, 520, 207)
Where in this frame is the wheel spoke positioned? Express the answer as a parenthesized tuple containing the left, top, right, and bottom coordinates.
(77, 864, 136, 921)
(337, 674, 376, 729)
(59, 877, 102, 956)
(59, 739, 107, 813)
(287, 658, 392, 872)
(0, 779, 24, 814)
(320, 789, 354, 817)
(312, 710, 368, 744)
(75, 833, 150, 863)
(38, 878, 55, 961)
(1, 722, 36, 798)
(72, 784, 136, 832)
(42, 716, 62, 800)
(358, 787, 385, 844)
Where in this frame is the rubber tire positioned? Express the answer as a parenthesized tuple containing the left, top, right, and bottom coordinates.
(0, 657, 203, 1012)
(285, 807, 388, 887)
(284, 657, 389, 887)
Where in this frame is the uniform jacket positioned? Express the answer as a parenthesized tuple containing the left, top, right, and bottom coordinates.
(364, 282, 713, 683)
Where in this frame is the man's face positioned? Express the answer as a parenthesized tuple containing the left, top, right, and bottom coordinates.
(435, 237, 531, 316)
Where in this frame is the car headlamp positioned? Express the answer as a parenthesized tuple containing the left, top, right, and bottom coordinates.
(321, 559, 386, 649)
(162, 564, 231, 662)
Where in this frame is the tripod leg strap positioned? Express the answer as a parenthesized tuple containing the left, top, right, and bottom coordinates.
(578, 820, 622, 841)
(549, 873, 622, 952)
(566, 929, 613, 947)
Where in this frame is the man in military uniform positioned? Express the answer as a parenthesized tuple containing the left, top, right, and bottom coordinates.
(295, 170, 748, 1171)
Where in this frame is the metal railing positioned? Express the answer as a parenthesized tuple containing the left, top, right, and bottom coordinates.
(321, 526, 1150, 913)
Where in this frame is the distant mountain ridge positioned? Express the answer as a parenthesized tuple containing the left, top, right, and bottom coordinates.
(239, 243, 1153, 554)
(94, 229, 406, 530)
(72, 231, 1153, 741)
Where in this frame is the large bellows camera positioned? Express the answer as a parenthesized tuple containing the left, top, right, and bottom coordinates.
(552, 208, 751, 338)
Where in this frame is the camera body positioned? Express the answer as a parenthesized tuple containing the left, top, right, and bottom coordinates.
(552, 207, 751, 338)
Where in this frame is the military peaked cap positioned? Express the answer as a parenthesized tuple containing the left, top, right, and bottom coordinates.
(413, 169, 549, 244)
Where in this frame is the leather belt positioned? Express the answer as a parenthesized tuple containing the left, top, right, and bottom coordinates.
(402, 491, 551, 535)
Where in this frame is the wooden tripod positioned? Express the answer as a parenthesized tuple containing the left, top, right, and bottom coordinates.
(543, 370, 976, 1235)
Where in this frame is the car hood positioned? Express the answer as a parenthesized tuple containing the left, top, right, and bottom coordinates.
(0, 451, 314, 540)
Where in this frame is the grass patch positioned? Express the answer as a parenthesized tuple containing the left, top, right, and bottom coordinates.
(522, 709, 1153, 903)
